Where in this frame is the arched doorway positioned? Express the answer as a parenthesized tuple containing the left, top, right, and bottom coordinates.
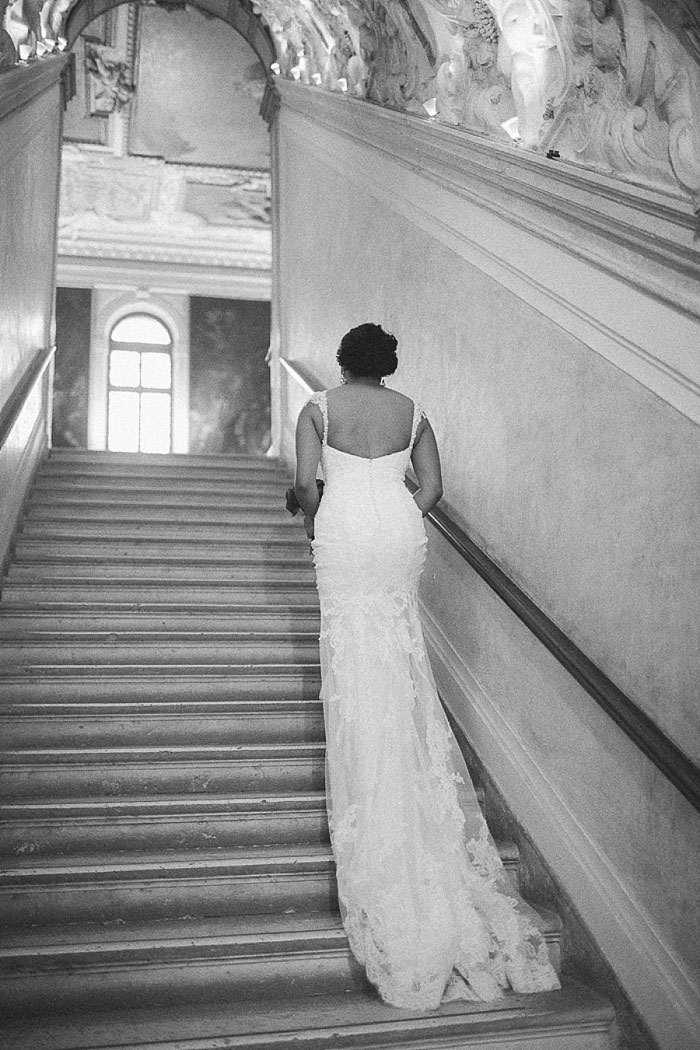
(54, 0, 276, 455)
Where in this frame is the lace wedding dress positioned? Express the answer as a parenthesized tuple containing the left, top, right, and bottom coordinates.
(308, 390, 560, 1011)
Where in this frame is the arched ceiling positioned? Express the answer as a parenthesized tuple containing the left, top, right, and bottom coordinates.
(2, 0, 700, 207)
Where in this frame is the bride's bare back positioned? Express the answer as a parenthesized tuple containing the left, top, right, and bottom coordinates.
(321, 385, 416, 460)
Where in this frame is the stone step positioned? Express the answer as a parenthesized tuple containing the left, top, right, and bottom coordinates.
(20, 520, 308, 541)
(0, 604, 320, 634)
(0, 913, 367, 1016)
(12, 541, 311, 565)
(36, 474, 289, 493)
(46, 449, 285, 471)
(33, 477, 290, 500)
(0, 701, 325, 747)
(0, 633, 319, 667)
(0, 835, 531, 936)
(0, 791, 330, 855)
(0, 845, 339, 927)
(26, 501, 298, 523)
(0, 670, 322, 702)
(0, 981, 616, 1050)
(0, 742, 326, 798)
(33, 472, 288, 493)
(0, 580, 319, 605)
(7, 561, 316, 582)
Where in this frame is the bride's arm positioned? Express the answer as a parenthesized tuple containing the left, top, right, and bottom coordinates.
(294, 403, 323, 525)
(411, 419, 443, 516)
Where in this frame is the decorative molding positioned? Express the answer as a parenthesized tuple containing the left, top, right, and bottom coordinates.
(420, 599, 700, 1050)
(57, 145, 271, 274)
(4, 0, 698, 202)
(278, 83, 700, 425)
(56, 256, 271, 298)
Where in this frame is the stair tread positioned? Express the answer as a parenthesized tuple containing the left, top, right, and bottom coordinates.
(0, 663, 321, 680)
(0, 840, 522, 879)
(1, 741, 325, 761)
(0, 980, 614, 1050)
(0, 790, 327, 817)
(0, 841, 334, 875)
(0, 603, 320, 615)
(0, 698, 323, 712)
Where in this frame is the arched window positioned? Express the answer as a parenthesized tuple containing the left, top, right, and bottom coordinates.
(107, 314, 173, 453)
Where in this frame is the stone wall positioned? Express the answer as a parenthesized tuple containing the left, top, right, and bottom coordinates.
(274, 84, 700, 1050)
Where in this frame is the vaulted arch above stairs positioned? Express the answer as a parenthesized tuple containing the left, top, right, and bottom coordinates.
(2, 0, 700, 208)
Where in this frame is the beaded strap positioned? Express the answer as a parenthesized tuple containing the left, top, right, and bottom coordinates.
(308, 390, 328, 445)
(410, 401, 426, 450)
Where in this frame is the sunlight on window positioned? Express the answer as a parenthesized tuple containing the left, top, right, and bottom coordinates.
(141, 352, 171, 390)
(140, 393, 171, 453)
(108, 391, 140, 452)
(110, 350, 141, 388)
(111, 315, 171, 345)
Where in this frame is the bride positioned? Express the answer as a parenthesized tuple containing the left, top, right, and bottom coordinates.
(294, 323, 560, 1010)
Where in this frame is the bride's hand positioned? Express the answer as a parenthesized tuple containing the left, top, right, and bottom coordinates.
(303, 514, 315, 541)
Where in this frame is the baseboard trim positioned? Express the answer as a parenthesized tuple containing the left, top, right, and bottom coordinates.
(419, 601, 700, 1050)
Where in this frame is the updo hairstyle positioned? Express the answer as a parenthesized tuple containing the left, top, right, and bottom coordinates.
(336, 323, 398, 379)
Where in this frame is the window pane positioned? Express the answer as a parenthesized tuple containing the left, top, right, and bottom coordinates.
(140, 392, 171, 453)
(141, 352, 171, 390)
(108, 391, 140, 452)
(112, 315, 171, 345)
(110, 350, 140, 388)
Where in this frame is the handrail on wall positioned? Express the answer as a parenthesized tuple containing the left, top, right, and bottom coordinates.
(0, 345, 54, 452)
(281, 357, 700, 814)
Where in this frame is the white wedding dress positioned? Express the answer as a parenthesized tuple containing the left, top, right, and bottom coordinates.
(308, 390, 560, 1010)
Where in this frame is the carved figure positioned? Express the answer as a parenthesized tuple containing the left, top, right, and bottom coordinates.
(460, 0, 515, 131)
(545, 0, 700, 207)
(362, 0, 433, 110)
(490, 0, 567, 146)
(3, 0, 39, 60)
(85, 43, 135, 113)
(626, 0, 700, 205)
(39, 0, 70, 50)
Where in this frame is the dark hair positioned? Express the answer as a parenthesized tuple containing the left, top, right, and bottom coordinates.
(336, 323, 398, 379)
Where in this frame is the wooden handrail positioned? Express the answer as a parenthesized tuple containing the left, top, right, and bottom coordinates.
(0, 346, 54, 451)
(281, 357, 700, 813)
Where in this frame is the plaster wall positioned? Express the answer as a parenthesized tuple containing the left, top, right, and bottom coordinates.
(0, 63, 64, 572)
(275, 99, 700, 1049)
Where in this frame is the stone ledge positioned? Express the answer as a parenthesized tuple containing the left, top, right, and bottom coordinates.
(0, 54, 70, 122)
(277, 82, 700, 319)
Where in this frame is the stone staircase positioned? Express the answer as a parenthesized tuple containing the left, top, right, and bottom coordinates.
(0, 448, 614, 1049)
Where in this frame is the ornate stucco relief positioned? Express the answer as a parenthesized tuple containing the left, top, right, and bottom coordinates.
(2, 0, 700, 206)
(58, 144, 271, 269)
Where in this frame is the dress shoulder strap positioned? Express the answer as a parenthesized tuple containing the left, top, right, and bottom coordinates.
(410, 400, 427, 451)
(307, 390, 328, 444)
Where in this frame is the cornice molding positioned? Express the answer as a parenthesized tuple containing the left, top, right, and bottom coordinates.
(279, 82, 699, 313)
(56, 235, 271, 269)
(56, 255, 272, 299)
(278, 81, 700, 425)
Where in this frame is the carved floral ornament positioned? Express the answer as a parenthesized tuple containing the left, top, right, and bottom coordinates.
(2, 0, 700, 207)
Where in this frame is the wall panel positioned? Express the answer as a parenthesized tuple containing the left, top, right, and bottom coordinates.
(0, 60, 66, 572)
(275, 88, 700, 1050)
